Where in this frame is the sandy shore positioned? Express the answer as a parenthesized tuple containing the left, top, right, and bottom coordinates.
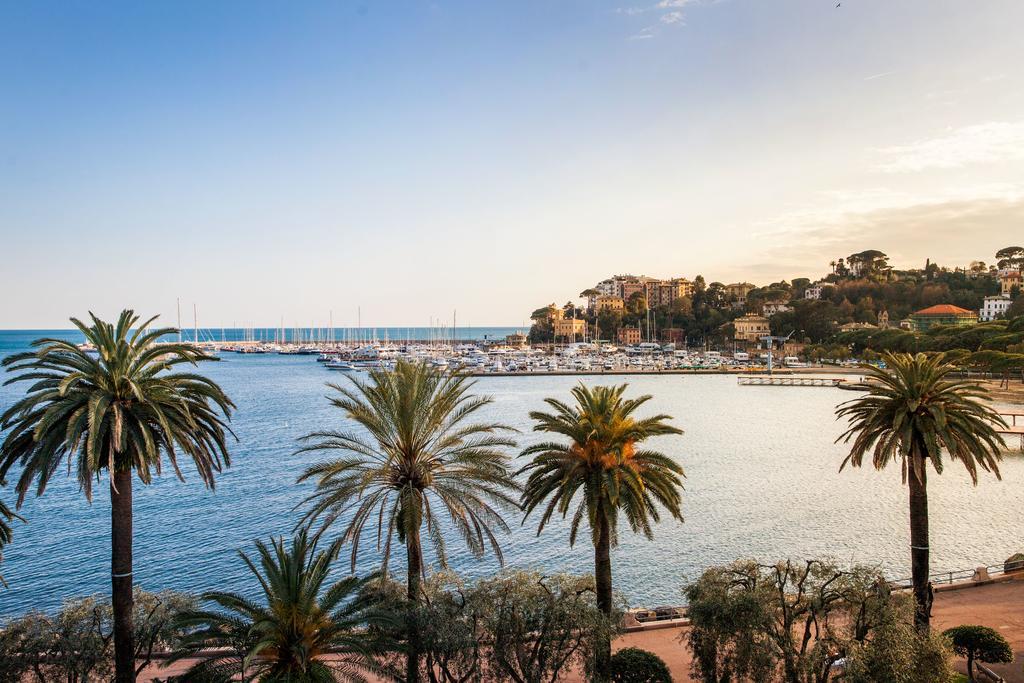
(143, 575, 1024, 682)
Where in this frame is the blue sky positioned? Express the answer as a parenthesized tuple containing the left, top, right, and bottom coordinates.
(2, 1, 1023, 328)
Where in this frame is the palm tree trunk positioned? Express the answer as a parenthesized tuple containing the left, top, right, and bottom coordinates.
(406, 529, 423, 683)
(908, 460, 931, 632)
(111, 468, 135, 683)
(594, 514, 613, 683)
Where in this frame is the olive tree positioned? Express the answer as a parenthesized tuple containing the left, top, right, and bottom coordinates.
(943, 625, 1014, 682)
(0, 589, 195, 682)
(684, 559, 953, 683)
(390, 569, 621, 683)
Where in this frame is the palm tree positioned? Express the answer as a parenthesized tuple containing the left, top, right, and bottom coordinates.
(836, 352, 1006, 631)
(170, 530, 393, 682)
(519, 383, 684, 681)
(0, 310, 234, 682)
(0, 496, 22, 587)
(295, 359, 520, 683)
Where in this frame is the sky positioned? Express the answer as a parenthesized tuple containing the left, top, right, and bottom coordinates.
(1, 0, 1023, 329)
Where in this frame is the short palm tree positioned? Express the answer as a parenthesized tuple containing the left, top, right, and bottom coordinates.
(295, 359, 520, 683)
(0, 310, 234, 682)
(170, 530, 393, 682)
(519, 383, 684, 681)
(836, 352, 1006, 631)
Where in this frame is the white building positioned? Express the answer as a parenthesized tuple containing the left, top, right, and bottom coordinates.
(980, 295, 1012, 322)
(804, 281, 830, 300)
(762, 302, 792, 317)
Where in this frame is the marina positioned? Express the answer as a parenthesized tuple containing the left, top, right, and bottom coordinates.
(2, 330, 1022, 618)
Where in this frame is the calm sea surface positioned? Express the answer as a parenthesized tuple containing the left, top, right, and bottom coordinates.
(1, 329, 1022, 616)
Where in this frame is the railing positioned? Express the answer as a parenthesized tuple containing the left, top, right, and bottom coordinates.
(886, 562, 1015, 590)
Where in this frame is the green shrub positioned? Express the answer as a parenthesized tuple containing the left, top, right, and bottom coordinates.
(610, 647, 673, 683)
(943, 625, 1013, 681)
(844, 612, 954, 683)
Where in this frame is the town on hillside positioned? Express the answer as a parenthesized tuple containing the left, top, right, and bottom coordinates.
(527, 247, 1024, 362)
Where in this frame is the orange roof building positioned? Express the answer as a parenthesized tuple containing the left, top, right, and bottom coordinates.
(910, 304, 977, 332)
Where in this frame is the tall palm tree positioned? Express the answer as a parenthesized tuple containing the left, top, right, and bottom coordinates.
(295, 359, 519, 683)
(836, 352, 1006, 631)
(170, 530, 393, 682)
(0, 310, 234, 682)
(519, 383, 684, 681)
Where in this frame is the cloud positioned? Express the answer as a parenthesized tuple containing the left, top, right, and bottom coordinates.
(618, 0, 700, 37)
(863, 70, 895, 81)
(743, 184, 1024, 278)
(876, 121, 1024, 173)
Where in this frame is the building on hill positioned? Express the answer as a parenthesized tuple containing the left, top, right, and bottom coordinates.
(596, 295, 624, 312)
(804, 281, 832, 300)
(589, 274, 694, 309)
(617, 327, 641, 345)
(1000, 270, 1022, 296)
(980, 295, 1012, 322)
(649, 278, 694, 306)
(553, 317, 586, 341)
(910, 304, 978, 332)
(733, 314, 770, 344)
(725, 282, 756, 302)
(620, 280, 646, 302)
(878, 310, 889, 328)
(762, 301, 792, 317)
(838, 322, 877, 332)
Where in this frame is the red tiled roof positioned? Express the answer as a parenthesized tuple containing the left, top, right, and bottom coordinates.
(913, 304, 975, 316)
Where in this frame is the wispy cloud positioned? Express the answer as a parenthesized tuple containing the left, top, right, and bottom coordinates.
(629, 25, 656, 40)
(618, 0, 702, 37)
(863, 70, 895, 81)
(876, 121, 1024, 172)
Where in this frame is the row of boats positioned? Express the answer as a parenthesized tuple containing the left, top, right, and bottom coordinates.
(312, 343, 811, 374)
(76, 340, 812, 374)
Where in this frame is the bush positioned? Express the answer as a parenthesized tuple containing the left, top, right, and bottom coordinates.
(610, 647, 672, 683)
(845, 619, 955, 683)
(943, 625, 1013, 681)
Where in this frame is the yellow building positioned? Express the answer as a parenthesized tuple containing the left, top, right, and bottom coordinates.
(553, 318, 587, 340)
(617, 327, 641, 345)
(1001, 271, 1022, 296)
(596, 295, 625, 312)
(733, 314, 770, 343)
(725, 282, 756, 302)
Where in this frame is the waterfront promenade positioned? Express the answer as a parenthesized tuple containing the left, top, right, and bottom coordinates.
(592, 575, 1024, 683)
(141, 575, 1024, 682)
